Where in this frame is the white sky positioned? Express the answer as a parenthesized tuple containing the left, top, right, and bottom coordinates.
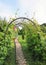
(0, 0, 46, 24)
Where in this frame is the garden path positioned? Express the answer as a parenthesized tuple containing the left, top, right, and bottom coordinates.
(15, 38, 27, 65)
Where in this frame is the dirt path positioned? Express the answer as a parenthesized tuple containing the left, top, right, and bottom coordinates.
(15, 38, 27, 65)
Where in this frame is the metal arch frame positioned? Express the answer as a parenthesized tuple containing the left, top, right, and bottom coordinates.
(4, 17, 36, 39)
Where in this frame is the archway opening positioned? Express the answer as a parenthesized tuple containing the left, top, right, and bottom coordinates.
(4, 17, 36, 40)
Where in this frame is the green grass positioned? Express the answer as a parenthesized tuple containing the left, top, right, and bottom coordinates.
(4, 40, 16, 65)
(18, 35, 46, 65)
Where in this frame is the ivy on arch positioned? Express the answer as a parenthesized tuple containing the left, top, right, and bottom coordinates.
(4, 17, 36, 39)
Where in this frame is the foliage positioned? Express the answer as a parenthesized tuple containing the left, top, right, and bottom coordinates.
(18, 28, 25, 39)
(24, 21, 46, 61)
(18, 36, 46, 65)
(0, 18, 16, 65)
(18, 19, 46, 62)
(40, 23, 46, 33)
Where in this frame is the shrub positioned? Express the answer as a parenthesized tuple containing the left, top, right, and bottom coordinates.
(26, 23, 46, 61)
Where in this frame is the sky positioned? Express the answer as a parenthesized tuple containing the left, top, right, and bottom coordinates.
(0, 0, 46, 24)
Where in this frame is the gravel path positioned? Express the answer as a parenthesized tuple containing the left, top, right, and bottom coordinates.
(15, 38, 27, 65)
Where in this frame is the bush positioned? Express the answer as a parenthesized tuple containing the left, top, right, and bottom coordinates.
(0, 33, 11, 65)
(0, 19, 15, 65)
(26, 24, 46, 61)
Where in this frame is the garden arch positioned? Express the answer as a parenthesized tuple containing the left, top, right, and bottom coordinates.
(4, 17, 36, 39)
